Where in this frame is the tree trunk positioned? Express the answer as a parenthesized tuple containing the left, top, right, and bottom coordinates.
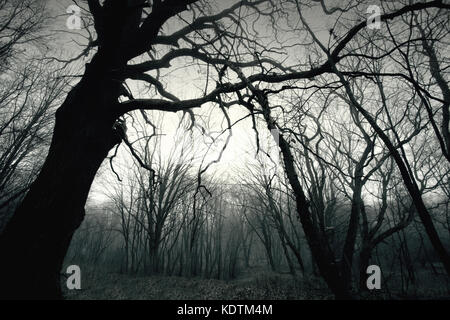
(337, 71, 450, 276)
(255, 91, 351, 299)
(148, 244, 160, 274)
(0, 52, 124, 299)
(281, 236, 296, 276)
(359, 245, 372, 292)
(341, 186, 361, 292)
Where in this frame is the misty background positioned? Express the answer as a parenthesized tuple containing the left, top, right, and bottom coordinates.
(0, 0, 448, 300)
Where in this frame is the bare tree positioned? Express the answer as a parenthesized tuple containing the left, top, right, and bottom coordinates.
(0, 0, 448, 299)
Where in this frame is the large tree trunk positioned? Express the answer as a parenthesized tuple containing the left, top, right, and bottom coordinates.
(0, 53, 124, 299)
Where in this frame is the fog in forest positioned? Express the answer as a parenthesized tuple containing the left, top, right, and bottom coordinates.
(0, 0, 449, 301)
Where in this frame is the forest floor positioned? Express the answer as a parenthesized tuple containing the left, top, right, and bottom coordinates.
(63, 265, 450, 300)
(63, 266, 333, 300)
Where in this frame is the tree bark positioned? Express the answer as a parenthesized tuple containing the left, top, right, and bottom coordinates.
(0, 52, 124, 299)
